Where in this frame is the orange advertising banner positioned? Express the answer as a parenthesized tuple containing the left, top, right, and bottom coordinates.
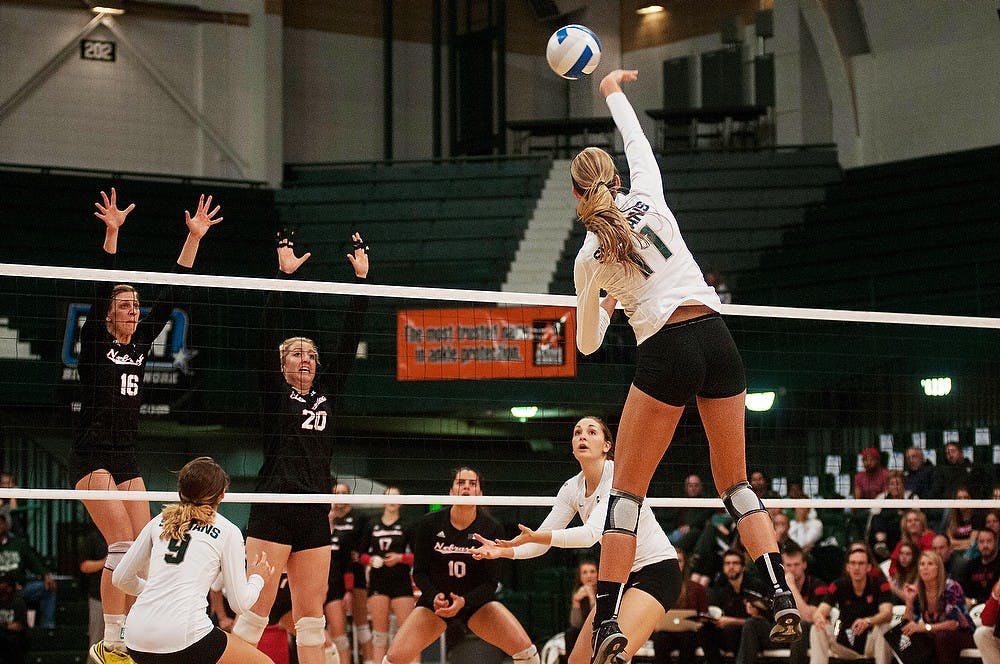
(397, 306, 577, 381)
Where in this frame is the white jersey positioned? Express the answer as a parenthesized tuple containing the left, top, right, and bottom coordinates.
(511, 460, 675, 572)
(575, 91, 721, 354)
(113, 512, 263, 653)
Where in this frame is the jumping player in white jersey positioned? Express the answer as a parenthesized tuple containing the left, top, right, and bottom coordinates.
(571, 70, 800, 664)
(382, 468, 539, 664)
(77, 188, 223, 664)
(111, 456, 274, 664)
(231, 230, 370, 664)
(472, 416, 680, 664)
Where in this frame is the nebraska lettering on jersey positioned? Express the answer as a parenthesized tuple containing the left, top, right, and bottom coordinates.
(106, 347, 146, 366)
(432, 541, 477, 556)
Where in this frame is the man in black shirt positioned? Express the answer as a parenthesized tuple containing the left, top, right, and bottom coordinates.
(810, 548, 893, 664)
(384, 468, 538, 664)
(697, 549, 765, 664)
(956, 528, 1000, 607)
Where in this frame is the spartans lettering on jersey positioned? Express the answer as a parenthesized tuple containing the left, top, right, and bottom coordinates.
(625, 201, 650, 229)
(188, 523, 222, 539)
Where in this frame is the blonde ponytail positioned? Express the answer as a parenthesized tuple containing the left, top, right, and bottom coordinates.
(159, 456, 229, 542)
(160, 503, 217, 542)
(571, 148, 649, 274)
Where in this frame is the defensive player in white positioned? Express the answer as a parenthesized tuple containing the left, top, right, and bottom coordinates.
(111, 457, 275, 664)
(472, 416, 680, 664)
(571, 70, 800, 664)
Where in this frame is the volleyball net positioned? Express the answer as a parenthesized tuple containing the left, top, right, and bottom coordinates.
(1, 262, 998, 559)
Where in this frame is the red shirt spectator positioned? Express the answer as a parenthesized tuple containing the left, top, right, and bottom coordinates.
(854, 448, 889, 499)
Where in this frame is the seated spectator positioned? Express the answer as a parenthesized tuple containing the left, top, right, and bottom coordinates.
(904, 447, 934, 499)
(734, 543, 821, 664)
(955, 527, 1000, 607)
(772, 511, 793, 550)
(789, 507, 823, 554)
(809, 546, 893, 664)
(866, 470, 915, 561)
(854, 448, 889, 500)
(899, 551, 975, 664)
(967, 509, 1000, 561)
(564, 559, 597, 654)
(651, 549, 707, 664)
(0, 573, 28, 664)
(0, 512, 56, 630)
(888, 541, 919, 601)
(943, 486, 977, 553)
(689, 511, 738, 586)
(973, 578, 1000, 664)
(697, 549, 765, 664)
(889, 508, 935, 578)
(666, 474, 714, 553)
(931, 442, 975, 499)
(932, 534, 961, 579)
(0, 473, 24, 536)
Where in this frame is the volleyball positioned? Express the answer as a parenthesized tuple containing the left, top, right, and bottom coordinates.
(546, 24, 601, 80)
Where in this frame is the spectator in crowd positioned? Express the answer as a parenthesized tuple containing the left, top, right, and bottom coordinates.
(943, 486, 977, 553)
(955, 527, 999, 607)
(789, 507, 823, 555)
(772, 512, 792, 550)
(749, 470, 779, 501)
(0, 512, 56, 630)
(973, 578, 1000, 664)
(888, 542, 919, 601)
(969, 509, 1000, 561)
(565, 560, 597, 654)
(78, 524, 107, 646)
(667, 474, 714, 553)
(650, 549, 707, 664)
(904, 447, 934, 499)
(787, 481, 807, 500)
(889, 508, 935, 577)
(735, 543, 821, 664)
(689, 511, 738, 587)
(697, 550, 765, 664)
(866, 470, 915, 561)
(932, 534, 961, 579)
(899, 551, 975, 664)
(809, 547, 893, 664)
(0, 573, 29, 664)
(0, 473, 25, 536)
(931, 442, 974, 499)
(854, 449, 889, 500)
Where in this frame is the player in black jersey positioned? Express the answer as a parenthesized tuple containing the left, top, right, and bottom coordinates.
(331, 482, 374, 664)
(383, 468, 538, 664)
(75, 188, 222, 664)
(231, 231, 369, 664)
(359, 487, 415, 664)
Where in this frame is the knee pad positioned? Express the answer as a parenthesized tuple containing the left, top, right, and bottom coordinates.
(356, 623, 372, 644)
(295, 616, 327, 647)
(604, 489, 643, 536)
(325, 644, 341, 664)
(382, 658, 393, 664)
(334, 635, 351, 651)
(721, 481, 767, 528)
(372, 630, 389, 647)
(513, 644, 539, 664)
(232, 611, 268, 646)
(104, 541, 133, 572)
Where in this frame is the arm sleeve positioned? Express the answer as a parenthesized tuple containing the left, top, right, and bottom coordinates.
(574, 259, 610, 355)
(410, 517, 440, 600)
(605, 91, 666, 208)
(220, 527, 264, 615)
(512, 482, 580, 560)
(111, 520, 154, 596)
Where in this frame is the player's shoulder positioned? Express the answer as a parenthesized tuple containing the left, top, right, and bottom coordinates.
(575, 233, 600, 263)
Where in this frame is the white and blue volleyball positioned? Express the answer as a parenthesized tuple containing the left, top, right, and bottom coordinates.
(546, 24, 601, 80)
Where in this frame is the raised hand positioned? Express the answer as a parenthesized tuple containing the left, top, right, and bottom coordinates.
(185, 194, 223, 240)
(599, 69, 639, 97)
(495, 523, 545, 547)
(276, 229, 311, 274)
(94, 187, 136, 231)
(347, 232, 369, 278)
(471, 533, 508, 560)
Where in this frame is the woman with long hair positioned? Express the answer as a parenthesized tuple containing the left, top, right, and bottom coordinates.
(866, 470, 914, 560)
(899, 551, 975, 664)
(889, 508, 935, 577)
(568, 70, 798, 664)
(566, 560, 598, 653)
(889, 541, 919, 601)
(360, 487, 416, 664)
(472, 416, 680, 664)
(231, 230, 369, 664)
(78, 188, 222, 664)
(945, 487, 977, 553)
(111, 457, 274, 664)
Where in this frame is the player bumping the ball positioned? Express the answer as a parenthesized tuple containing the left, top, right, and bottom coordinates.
(570, 69, 802, 664)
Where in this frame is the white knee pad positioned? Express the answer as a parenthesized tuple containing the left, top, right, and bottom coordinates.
(722, 481, 767, 527)
(356, 623, 372, 644)
(605, 489, 642, 536)
(295, 616, 327, 647)
(334, 635, 351, 651)
(372, 630, 390, 647)
(104, 541, 134, 572)
(325, 644, 341, 664)
(232, 611, 269, 646)
(513, 644, 539, 664)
